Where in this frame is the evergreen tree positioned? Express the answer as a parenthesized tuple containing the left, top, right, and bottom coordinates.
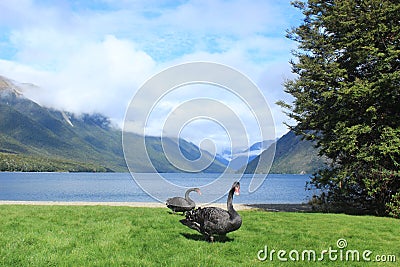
(279, 0, 400, 216)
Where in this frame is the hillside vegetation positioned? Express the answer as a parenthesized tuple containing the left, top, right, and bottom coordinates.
(0, 76, 225, 173)
(244, 131, 327, 174)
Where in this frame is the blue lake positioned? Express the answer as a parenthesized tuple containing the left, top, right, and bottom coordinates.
(0, 172, 317, 204)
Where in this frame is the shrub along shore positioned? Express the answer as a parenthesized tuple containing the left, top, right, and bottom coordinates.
(0, 201, 313, 212)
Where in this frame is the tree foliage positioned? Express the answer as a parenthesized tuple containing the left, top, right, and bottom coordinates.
(280, 0, 400, 216)
(0, 152, 109, 172)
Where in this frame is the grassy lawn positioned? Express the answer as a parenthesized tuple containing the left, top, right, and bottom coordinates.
(0, 205, 398, 266)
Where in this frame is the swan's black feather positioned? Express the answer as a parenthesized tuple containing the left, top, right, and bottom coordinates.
(180, 182, 242, 241)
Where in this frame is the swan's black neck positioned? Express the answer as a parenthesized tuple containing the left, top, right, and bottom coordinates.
(227, 186, 238, 216)
(185, 188, 196, 203)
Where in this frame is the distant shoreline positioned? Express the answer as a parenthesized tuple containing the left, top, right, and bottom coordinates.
(0, 171, 309, 175)
(0, 201, 312, 212)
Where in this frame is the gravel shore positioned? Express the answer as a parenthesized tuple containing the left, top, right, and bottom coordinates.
(0, 201, 312, 212)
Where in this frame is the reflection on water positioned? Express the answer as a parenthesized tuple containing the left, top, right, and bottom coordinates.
(0, 172, 316, 204)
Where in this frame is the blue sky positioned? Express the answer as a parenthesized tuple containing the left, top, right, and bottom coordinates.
(0, 0, 303, 153)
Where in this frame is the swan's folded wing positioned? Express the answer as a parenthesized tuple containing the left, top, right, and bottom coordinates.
(166, 197, 191, 207)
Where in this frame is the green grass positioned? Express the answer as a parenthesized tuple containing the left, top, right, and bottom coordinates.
(0, 205, 398, 266)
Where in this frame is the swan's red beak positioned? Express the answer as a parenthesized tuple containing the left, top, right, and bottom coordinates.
(234, 186, 240, 196)
(196, 189, 202, 195)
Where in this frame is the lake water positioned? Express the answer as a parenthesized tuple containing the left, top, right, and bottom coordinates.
(0, 172, 317, 204)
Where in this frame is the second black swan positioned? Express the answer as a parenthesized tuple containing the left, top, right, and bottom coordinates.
(166, 188, 201, 214)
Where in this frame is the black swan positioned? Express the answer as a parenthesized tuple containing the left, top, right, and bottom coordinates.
(180, 181, 242, 242)
(166, 188, 201, 214)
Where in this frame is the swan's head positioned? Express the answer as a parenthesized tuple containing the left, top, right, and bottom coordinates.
(194, 188, 202, 195)
(232, 181, 240, 196)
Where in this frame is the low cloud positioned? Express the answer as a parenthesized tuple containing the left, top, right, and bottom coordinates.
(1, 35, 155, 125)
(0, 0, 301, 147)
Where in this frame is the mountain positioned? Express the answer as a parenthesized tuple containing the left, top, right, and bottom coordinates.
(219, 139, 275, 171)
(123, 134, 227, 173)
(244, 131, 327, 174)
(0, 78, 126, 171)
(0, 76, 226, 173)
(245, 140, 276, 152)
(0, 75, 327, 174)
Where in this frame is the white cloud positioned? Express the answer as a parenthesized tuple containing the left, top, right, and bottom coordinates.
(138, 83, 275, 153)
(0, 35, 155, 124)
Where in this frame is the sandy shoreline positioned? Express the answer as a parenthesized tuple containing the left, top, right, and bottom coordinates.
(0, 200, 312, 212)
